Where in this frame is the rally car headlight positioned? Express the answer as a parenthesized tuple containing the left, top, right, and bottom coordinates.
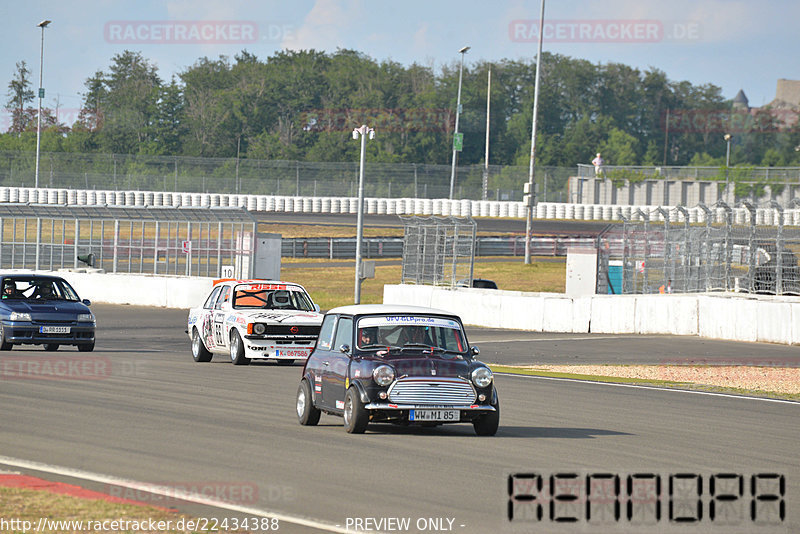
(373, 365, 395, 386)
(77, 313, 95, 323)
(471, 367, 493, 388)
(252, 323, 266, 335)
(9, 312, 31, 322)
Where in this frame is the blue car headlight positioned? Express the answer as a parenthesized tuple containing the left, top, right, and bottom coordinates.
(77, 313, 95, 323)
(9, 312, 32, 322)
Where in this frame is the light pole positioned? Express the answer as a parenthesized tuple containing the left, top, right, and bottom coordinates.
(724, 133, 732, 202)
(449, 45, 469, 200)
(35, 19, 51, 189)
(483, 68, 491, 201)
(352, 124, 375, 304)
(524, 0, 545, 264)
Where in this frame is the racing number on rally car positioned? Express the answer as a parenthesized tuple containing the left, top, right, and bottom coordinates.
(213, 312, 226, 347)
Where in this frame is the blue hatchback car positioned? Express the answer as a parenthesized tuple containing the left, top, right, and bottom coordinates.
(0, 274, 96, 352)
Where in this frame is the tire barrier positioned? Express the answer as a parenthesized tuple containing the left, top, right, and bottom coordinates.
(0, 186, 793, 225)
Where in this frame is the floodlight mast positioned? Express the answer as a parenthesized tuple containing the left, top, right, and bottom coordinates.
(353, 125, 375, 304)
(34, 19, 52, 189)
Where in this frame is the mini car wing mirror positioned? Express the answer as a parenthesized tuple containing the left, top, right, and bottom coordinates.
(471, 346, 480, 356)
(314, 303, 321, 313)
(83, 299, 91, 306)
(339, 344, 351, 354)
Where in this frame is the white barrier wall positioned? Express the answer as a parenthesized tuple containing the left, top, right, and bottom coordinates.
(15, 269, 800, 346)
(383, 284, 800, 346)
(55, 271, 215, 310)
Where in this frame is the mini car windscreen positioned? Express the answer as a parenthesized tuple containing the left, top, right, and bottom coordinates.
(232, 283, 315, 311)
(356, 315, 466, 352)
(1, 278, 80, 301)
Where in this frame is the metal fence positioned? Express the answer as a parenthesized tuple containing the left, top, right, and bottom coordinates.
(400, 216, 476, 287)
(596, 201, 800, 295)
(281, 235, 595, 259)
(577, 163, 800, 182)
(0, 151, 573, 202)
(0, 204, 257, 278)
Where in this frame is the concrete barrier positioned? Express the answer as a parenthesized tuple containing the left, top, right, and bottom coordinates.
(383, 284, 800, 346)
(55, 271, 214, 310)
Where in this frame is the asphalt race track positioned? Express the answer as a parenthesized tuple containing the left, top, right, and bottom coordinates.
(1, 304, 797, 533)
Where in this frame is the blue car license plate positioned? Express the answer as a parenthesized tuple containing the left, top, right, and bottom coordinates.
(40, 326, 70, 334)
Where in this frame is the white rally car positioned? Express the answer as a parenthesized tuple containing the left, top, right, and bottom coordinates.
(187, 279, 323, 365)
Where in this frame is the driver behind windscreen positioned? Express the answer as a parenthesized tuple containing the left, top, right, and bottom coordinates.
(358, 327, 378, 348)
(2, 280, 20, 299)
(401, 325, 433, 346)
(35, 282, 55, 299)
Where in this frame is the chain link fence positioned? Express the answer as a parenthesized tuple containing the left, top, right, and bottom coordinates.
(0, 151, 572, 202)
(597, 200, 800, 295)
(0, 204, 258, 278)
(400, 216, 476, 287)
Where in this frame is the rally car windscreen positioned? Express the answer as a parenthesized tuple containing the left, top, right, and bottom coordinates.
(356, 315, 467, 352)
(232, 284, 315, 311)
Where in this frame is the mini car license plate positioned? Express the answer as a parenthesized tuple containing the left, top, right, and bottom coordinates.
(410, 409, 459, 422)
(40, 326, 70, 334)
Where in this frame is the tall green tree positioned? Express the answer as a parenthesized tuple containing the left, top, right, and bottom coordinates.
(5, 61, 35, 134)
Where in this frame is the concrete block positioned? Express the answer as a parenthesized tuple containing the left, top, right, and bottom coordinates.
(541, 296, 575, 333)
(590, 295, 636, 333)
(756, 299, 793, 344)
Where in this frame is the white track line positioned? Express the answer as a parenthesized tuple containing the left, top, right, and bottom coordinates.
(495, 373, 800, 405)
(474, 335, 649, 343)
(0, 456, 349, 533)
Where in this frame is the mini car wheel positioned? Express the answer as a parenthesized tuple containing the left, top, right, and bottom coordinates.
(343, 387, 369, 434)
(192, 328, 213, 362)
(473, 397, 500, 436)
(77, 341, 95, 352)
(44, 343, 59, 351)
(229, 330, 250, 365)
(296, 379, 321, 426)
(0, 324, 12, 351)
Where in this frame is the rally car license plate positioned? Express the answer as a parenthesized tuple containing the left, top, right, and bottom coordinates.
(275, 349, 309, 358)
(410, 409, 459, 422)
(40, 326, 70, 334)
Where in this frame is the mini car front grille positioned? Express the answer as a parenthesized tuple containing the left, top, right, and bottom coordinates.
(388, 377, 476, 406)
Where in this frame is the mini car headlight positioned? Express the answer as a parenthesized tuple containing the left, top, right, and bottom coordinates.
(77, 313, 95, 323)
(373, 365, 395, 386)
(9, 312, 31, 322)
(253, 323, 266, 335)
(471, 366, 493, 388)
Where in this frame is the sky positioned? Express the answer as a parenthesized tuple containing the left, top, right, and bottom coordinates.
(1, 0, 798, 126)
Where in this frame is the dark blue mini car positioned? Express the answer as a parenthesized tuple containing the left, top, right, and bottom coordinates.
(0, 274, 95, 352)
(297, 304, 499, 435)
